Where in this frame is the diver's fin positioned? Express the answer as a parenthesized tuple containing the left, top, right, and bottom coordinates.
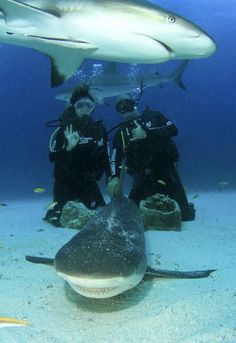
(145, 266, 216, 279)
(104, 62, 117, 74)
(25, 255, 55, 266)
(169, 60, 189, 90)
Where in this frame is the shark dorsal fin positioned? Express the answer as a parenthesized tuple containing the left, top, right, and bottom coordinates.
(104, 62, 117, 74)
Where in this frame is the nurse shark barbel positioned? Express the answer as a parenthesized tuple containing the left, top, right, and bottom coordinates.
(0, 0, 216, 87)
(26, 195, 215, 299)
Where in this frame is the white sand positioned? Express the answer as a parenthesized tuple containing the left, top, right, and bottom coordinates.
(0, 192, 236, 343)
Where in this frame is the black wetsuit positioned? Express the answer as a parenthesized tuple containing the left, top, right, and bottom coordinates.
(111, 107, 195, 221)
(44, 114, 110, 226)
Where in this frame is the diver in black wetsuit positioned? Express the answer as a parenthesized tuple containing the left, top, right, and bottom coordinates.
(44, 86, 110, 227)
(107, 94, 195, 221)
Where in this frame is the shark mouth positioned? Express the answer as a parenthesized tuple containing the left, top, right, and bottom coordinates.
(70, 285, 119, 298)
(57, 271, 142, 298)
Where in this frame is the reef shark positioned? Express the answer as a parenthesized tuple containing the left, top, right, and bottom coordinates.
(0, 0, 216, 87)
(56, 61, 189, 104)
(26, 195, 215, 299)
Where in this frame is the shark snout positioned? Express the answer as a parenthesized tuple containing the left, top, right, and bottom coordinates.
(180, 20, 216, 58)
(165, 30, 216, 60)
(193, 33, 216, 57)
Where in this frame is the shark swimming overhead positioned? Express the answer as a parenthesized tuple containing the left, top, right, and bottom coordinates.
(56, 61, 189, 104)
(26, 195, 215, 299)
(0, 0, 216, 87)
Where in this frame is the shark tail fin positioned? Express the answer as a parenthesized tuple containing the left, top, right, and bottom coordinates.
(169, 60, 189, 90)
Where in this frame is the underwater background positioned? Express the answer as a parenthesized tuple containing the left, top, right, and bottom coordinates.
(0, 0, 235, 199)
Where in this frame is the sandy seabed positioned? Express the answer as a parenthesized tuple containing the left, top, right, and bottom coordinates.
(0, 191, 236, 343)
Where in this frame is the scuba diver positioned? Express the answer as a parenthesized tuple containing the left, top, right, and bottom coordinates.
(44, 85, 111, 227)
(107, 94, 195, 221)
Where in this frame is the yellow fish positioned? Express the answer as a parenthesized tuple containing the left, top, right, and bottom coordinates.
(192, 194, 200, 199)
(157, 180, 166, 186)
(0, 317, 30, 328)
(45, 201, 58, 210)
(34, 187, 46, 194)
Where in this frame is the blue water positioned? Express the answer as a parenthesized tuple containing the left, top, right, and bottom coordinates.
(0, 0, 235, 199)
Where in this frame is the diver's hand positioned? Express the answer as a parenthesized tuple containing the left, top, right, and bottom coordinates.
(64, 124, 80, 151)
(107, 177, 120, 198)
(130, 120, 147, 142)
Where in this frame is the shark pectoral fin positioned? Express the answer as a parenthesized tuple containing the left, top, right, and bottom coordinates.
(25, 255, 55, 266)
(0, 0, 58, 28)
(55, 90, 73, 103)
(89, 90, 104, 104)
(28, 36, 97, 87)
(12, 33, 97, 87)
(49, 47, 98, 87)
(50, 50, 85, 87)
(145, 266, 216, 279)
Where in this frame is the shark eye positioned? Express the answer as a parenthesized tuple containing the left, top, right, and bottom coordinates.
(167, 16, 176, 24)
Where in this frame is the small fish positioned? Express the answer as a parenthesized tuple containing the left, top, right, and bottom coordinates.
(157, 180, 166, 186)
(54, 211, 61, 214)
(34, 187, 46, 194)
(218, 181, 228, 188)
(45, 201, 58, 210)
(0, 317, 30, 328)
(0, 203, 7, 207)
(192, 194, 200, 199)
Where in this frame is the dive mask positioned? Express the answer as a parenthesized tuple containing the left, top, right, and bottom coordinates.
(116, 99, 136, 114)
(74, 97, 95, 115)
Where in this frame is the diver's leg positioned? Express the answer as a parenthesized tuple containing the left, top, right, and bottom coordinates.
(166, 166, 195, 221)
(44, 179, 71, 227)
(79, 179, 106, 210)
(129, 174, 154, 206)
